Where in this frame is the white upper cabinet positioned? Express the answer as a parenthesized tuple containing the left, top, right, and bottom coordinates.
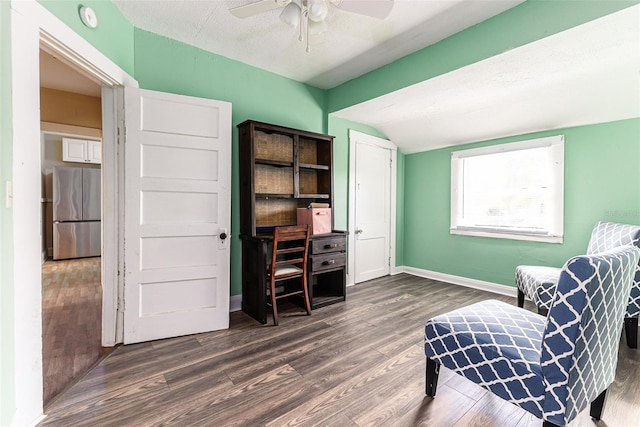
(62, 138, 102, 164)
(86, 140, 102, 164)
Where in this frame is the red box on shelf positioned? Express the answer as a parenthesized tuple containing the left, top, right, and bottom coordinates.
(297, 207, 331, 235)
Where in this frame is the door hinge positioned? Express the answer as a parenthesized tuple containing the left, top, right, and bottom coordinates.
(388, 256, 391, 266)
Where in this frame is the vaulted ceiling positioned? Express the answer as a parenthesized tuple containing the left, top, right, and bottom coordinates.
(333, 5, 640, 152)
(43, 1, 640, 153)
(112, 0, 524, 89)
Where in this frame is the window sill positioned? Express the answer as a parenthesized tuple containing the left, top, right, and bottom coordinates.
(450, 227, 563, 244)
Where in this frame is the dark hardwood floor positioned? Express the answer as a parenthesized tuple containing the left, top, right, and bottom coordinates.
(39, 274, 639, 426)
(42, 257, 103, 406)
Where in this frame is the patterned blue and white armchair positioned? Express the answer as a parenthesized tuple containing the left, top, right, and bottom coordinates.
(424, 245, 640, 427)
(516, 221, 640, 348)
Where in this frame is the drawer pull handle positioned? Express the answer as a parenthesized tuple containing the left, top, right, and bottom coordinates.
(324, 243, 338, 249)
(322, 259, 336, 266)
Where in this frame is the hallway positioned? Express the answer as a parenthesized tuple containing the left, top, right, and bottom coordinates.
(41, 257, 102, 406)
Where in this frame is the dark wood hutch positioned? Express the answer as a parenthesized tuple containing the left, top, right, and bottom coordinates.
(238, 120, 347, 324)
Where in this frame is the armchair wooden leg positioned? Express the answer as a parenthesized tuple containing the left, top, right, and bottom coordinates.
(517, 288, 525, 308)
(542, 421, 561, 427)
(590, 389, 608, 420)
(624, 317, 638, 349)
(425, 357, 440, 397)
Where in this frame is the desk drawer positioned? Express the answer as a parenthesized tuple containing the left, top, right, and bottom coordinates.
(311, 252, 346, 272)
(311, 236, 346, 255)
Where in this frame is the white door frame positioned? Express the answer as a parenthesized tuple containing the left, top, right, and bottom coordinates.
(10, 1, 136, 422)
(347, 130, 397, 286)
(15, 0, 138, 347)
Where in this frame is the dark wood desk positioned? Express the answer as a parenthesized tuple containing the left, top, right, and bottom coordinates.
(240, 231, 347, 324)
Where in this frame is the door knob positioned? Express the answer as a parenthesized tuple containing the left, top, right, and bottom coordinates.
(218, 229, 229, 249)
(355, 229, 363, 235)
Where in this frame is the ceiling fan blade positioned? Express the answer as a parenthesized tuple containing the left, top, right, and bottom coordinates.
(330, 0, 394, 19)
(229, 0, 292, 19)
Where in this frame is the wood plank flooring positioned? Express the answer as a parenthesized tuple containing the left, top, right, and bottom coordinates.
(42, 257, 103, 406)
(39, 274, 640, 426)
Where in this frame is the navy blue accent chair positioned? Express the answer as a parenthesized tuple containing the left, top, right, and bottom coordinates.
(517, 221, 640, 348)
(425, 245, 640, 426)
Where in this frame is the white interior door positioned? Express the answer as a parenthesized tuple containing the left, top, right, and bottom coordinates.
(354, 142, 391, 283)
(123, 88, 232, 344)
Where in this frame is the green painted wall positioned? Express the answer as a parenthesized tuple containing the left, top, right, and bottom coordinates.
(327, 0, 638, 113)
(0, 1, 15, 425)
(133, 29, 327, 296)
(38, 0, 134, 75)
(403, 118, 640, 287)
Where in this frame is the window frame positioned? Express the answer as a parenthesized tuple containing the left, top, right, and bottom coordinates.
(450, 135, 564, 243)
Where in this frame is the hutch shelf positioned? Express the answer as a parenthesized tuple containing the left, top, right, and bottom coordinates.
(238, 120, 346, 324)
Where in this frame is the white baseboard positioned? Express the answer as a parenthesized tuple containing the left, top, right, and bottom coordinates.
(231, 266, 511, 310)
(391, 266, 405, 275)
(401, 266, 517, 298)
(29, 415, 47, 427)
(230, 295, 242, 312)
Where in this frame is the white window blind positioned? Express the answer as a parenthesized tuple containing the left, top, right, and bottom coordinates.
(450, 135, 564, 243)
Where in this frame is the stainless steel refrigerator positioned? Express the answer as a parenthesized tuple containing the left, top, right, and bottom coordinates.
(53, 166, 101, 260)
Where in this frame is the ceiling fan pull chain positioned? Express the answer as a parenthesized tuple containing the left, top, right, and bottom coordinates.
(305, 8, 311, 52)
(298, 4, 304, 42)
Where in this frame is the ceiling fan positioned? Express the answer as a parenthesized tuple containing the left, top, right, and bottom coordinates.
(230, 0, 395, 20)
(229, 0, 395, 52)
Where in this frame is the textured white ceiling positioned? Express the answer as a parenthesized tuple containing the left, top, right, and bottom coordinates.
(112, 0, 524, 89)
(41, 1, 639, 154)
(334, 5, 640, 152)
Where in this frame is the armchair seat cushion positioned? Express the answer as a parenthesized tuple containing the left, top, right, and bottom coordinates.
(425, 299, 546, 417)
(516, 266, 561, 310)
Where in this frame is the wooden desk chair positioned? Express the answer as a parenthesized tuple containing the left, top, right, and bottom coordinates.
(268, 225, 311, 325)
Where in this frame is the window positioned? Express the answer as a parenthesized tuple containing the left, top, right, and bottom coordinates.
(450, 135, 564, 243)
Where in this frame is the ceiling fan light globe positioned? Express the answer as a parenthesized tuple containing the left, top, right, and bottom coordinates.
(280, 2, 301, 27)
(309, 19, 327, 35)
(308, 0, 328, 22)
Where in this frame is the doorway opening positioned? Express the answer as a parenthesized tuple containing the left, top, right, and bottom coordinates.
(39, 47, 105, 406)
(9, 2, 133, 420)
